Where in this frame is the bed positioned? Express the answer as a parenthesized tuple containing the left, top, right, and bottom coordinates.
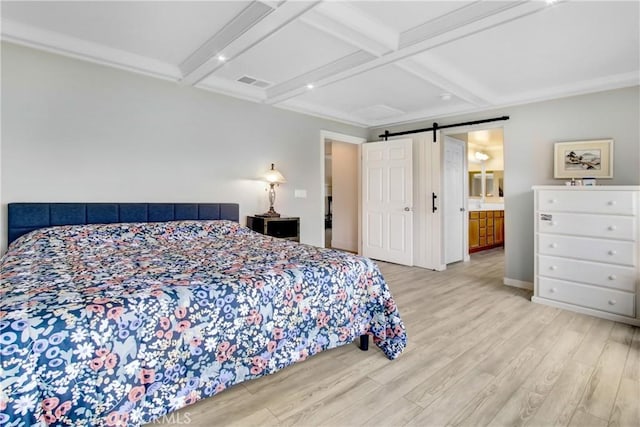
(0, 203, 407, 426)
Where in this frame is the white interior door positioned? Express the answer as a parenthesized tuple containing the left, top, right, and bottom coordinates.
(444, 136, 466, 264)
(362, 139, 413, 265)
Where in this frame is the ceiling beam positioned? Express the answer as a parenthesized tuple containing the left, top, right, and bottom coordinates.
(180, 0, 320, 86)
(265, 0, 548, 105)
(395, 55, 495, 107)
(265, 50, 375, 104)
(179, 2, 275, 80)
(399, 1, 527, 49)
(300, 1, 398, 57)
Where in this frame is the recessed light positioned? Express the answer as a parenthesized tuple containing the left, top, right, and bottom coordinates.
(545, 0, 557, 4)
(306, 84, 314, 90)
(217, 55, 227, 62)
(440, 93, 452, 101)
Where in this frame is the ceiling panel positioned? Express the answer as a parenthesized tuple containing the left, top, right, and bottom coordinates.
(349, 1, 473, 34)
(293, 64, 471, 121)
(210, 20, 358, 86)
(1, 1, 251, 64)
(425, 1, 640, 97)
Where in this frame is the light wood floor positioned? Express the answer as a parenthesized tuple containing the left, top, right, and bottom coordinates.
(151, 249, 639, 426)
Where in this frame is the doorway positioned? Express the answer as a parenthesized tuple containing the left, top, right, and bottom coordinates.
(444, 127, 505, 264)
(320, 131, 365, 252)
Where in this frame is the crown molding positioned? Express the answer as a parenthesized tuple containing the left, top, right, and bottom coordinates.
(369, 76, 640, 129)
(195, 75, 267, 103)
(366, 102, 479, 128)
(496, 71, 640, 107)
(276, 99, 369, 128)
(1, 19, 181, 81)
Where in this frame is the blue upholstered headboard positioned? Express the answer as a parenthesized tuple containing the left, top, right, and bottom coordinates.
(7, 203, 240, 245)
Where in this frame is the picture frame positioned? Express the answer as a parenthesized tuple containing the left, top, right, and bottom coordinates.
(553, 139, 613, 179)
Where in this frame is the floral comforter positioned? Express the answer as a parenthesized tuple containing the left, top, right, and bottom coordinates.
(0, 220, 406, 426)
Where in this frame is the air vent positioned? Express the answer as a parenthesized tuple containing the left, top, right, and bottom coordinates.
(238, 76, 256, 84)
(237, 75, 272, 88)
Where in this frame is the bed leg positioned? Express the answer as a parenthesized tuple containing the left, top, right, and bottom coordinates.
(359, 334, 369, 351)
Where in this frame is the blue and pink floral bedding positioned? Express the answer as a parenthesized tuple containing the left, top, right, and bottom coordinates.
(0, 220, 406, 426)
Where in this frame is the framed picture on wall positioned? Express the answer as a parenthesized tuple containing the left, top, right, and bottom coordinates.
(553, 139, 613, 179)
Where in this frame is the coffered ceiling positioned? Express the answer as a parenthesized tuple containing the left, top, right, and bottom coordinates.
(2, 1, 638, 127)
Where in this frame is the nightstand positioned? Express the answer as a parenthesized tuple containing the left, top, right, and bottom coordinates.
(247, 216, 300, 242)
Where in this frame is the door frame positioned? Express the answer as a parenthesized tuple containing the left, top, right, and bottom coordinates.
(319, 130, 366, 251)
(439, 123, 505, 264)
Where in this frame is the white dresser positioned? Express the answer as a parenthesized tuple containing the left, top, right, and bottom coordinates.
(532, 186, 640, 326)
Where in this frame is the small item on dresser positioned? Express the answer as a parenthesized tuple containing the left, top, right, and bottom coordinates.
(570, 177, 576, 186)
(583, 177, 596, 186)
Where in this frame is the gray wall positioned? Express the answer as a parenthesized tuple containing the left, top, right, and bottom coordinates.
(1, 42, 368, 250)
(370, 86, 640, 283)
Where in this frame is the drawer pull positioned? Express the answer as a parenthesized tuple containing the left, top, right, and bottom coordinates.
(549, 221, 557, 226)
(549, 243, 557, 248)
(608, 299, 616, 305)
(608, 274, 617, 280)
(608, 250, 617, 256)
(607, 200, 616, 206)
(608, 225, 617, 231)
(549, 265, 557, 271)
(549, 199, 557, 204)
(549, 288, 557, 294)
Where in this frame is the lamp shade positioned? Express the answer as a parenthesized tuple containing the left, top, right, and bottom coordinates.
(264, 163, 286, 184)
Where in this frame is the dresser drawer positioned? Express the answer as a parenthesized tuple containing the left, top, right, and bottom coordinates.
(538, 234, 636, 266)
(538, 255, 637, 292)
(538, 277, 635, 317)
(537, 212, 636, 241)
(538, 190, 636, 215)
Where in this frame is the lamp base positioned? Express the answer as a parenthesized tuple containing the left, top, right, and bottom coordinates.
(257, 207, 280, 218)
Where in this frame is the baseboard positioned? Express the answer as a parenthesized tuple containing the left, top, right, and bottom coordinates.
(532, 296, 640, 326)
(503, 277, 533, 290)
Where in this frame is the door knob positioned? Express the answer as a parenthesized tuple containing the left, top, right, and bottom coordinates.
(404, 207, 411, 212)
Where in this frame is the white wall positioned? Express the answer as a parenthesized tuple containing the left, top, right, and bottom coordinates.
(370, 86, 640, 284)
(0, 43, 368, 250)
(330, 141, 358, 252)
